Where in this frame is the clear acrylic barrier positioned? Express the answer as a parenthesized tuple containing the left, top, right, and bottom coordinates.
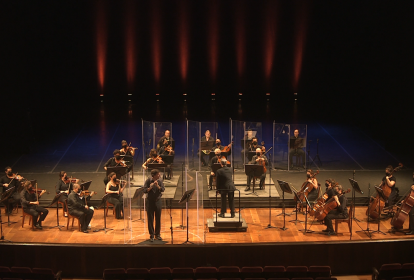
(199, 122, 218, 171)
(186, 120, 200, 170)
(154, 122, 173, 150)
(273, 122, 290, 170)
(185, 168, 205, 243)
(288, 124, 307, 170)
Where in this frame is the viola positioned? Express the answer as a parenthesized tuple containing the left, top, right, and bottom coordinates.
(367, 163, 403, 219)
(295, 170, 319, 203)
(315, 188, 351, 221)
(29, 188, 50, 195)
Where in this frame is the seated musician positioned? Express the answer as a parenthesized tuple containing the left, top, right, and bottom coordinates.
(383, 165, 398, 207)
(245, 148, 268, 191)
(143, 148, 169, 176)
(323, 184, 348, 236)
(120, 140, 136, 157)
(289, 129, 305, 169)
(325, 178, 336, 197)
(56, 171, 79, 217)
(157, 129, 174, 151)
(242, 136, 261, 161)
(105, 172, 125, 219)
(209, 148, 223, 190)
(103, 149, 127, 186)
(198, 130, 215, 166)
(305, 169, 319, 202)
(68, 184, 94, 233)
(405, 184, 414, 235)
(0, 166, 24, 214)
(20, 181, 48, 229)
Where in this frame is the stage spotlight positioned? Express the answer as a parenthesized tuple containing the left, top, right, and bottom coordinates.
(266, 93, 270, 95)
(156, 93, 160, 96)
(128, 93, 132, 96)
(239, 93, 243, 95)
(211, 93, 215, 95)
(183, 93, 187, 95)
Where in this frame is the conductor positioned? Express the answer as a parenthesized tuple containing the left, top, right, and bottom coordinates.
(216, 158, 236, 218)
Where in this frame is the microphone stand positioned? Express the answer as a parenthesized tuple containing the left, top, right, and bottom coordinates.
(352, 170, 360, 222)
(265, 151, 277, 229)
(356, 183, 373, 238)
(176, 163, 185, 229)
(169, 199, 173, 244)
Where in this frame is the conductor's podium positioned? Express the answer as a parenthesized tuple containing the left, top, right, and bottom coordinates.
(207, 213, 247, 232)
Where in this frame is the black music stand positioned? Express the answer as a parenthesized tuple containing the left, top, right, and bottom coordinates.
(95, 194, 114, 233)
(245, 164, 264, 196)
(160, 155, 174, 165)
(349, 177, 362, 222)
(0, 187, 17, 226)
(106, 166, 128, 179)
(288, 191, 304, 224)
(372, 187, 387, 235)
(247, 151, 256, 162)
(277, 180, 293, 231)
(200, 141, 215, 153)
(48, 192, 65, 230)
(179, 189, 196, 244)
(132, 187, 145, 222)
(299, 195, 314, 234)
(147, 163, 167, 180)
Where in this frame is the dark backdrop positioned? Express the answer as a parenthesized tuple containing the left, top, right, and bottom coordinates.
(2, 0, 413, 159)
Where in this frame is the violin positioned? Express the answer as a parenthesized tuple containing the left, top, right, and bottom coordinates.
(164, 145, 175, 155)
(7, 173, 24, 181)
(29, 188, 50, 195)
(63, 176, 78, 184)
(295, 170, 319, 203)
(315, 188, 351, 221)
(367, 163, 403, 219)
(151, 155, 164, 163)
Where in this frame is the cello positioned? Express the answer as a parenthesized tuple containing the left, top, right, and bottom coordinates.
(295, 170, 319, 204)
(315, 188, 351, 221)
(390, 182, 414, 230)
(367, 163, 403, 219)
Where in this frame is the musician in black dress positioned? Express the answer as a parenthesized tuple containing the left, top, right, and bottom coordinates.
(198, 130, 215, 166)
(103, 149, 127, 186)
(68, 184, 94, 233)
(305, 169, 319, 202)
(289, 129, 305, 168)
(323, 185, 348, 236)
(143, 169, 165, 242)
(20, 181, 48, 229)
(216, 158, 236, 218)
(209, 148, 222, 190)
(0, 166, 23, 214)
(383, 165, 398, 207)
(245, 148, 268, 191)
(120, 140, 136, 157)
(105, 172, 125, 219)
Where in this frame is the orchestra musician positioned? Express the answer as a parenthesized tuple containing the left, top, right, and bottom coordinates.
(103, 149, 127, 186)
(120, 140, 136, 157)
(241, 136, 261, 161)
(105, 172, 125, 219)
(216, 158, 236, 218)
(56, 171, 79, 217)
(405, 184, 414, 235)
(325, 178, 337, 200)
(143, 169, 165, 242)
(157, 130, 174, 151)
(383, 165, 398, 207)
(289, 129, 305, 169)
(306, 169, 320, 202)
(68, 184, 94, 233)
(245, 148, 268, 191)
(198, 130, 215, 166)
(0, 166, 24, 214)
(20, 181, 48, 229)
(142, 149, 171, 178)
(323, 184, 348, 236)
(209, 148, 223, 190)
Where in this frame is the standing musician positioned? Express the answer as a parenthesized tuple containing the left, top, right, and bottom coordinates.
(323, 184, 348, 236)
(105, 172, 125, 219)
(157, 130, 174, 151)
(68, 184, 94, 233)
(56, 171, 79, 217)
(245, 148, 268, 191)
(383, 165, 398, 207)
(209, 148, 224, 190)
(289, 129, 306, 169)
(0, 166, 24, 214)
(120, 140, 136, 157)
(103, 149, 127, 186)
(20, 181, 48, 229)
(143, 169, 165, 242)
(198, 130, 215, 166)
(305, 169, 320, 202)
(216, 158, 236, 218)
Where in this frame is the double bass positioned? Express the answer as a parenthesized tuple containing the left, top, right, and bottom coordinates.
(390, 186, 414, 230)
(295, 170, 319, 204)
(367, 163, 403, 219)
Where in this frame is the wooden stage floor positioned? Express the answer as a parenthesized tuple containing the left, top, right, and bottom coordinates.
(3, 206, 413, 245)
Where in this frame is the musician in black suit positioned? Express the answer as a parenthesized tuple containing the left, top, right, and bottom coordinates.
(289, 129, 305, 168)
(143, 169, 165, 242)
(245, 148, 268, 191)
(68, 184, 94, 233)
(216, 158, 236, 218)
(323, 185, 348, 236)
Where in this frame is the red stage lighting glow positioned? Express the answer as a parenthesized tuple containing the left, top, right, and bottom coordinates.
(151, 0, 162, 85)
(235, 2, 246, 78)
(125, 0, 136, 86)
(95, 1, 107, 95)
(179, 1, 189, 84)
(264, 1, 278, 83)
(293, 3, 310, 92)
(208, 0, 219, 84)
